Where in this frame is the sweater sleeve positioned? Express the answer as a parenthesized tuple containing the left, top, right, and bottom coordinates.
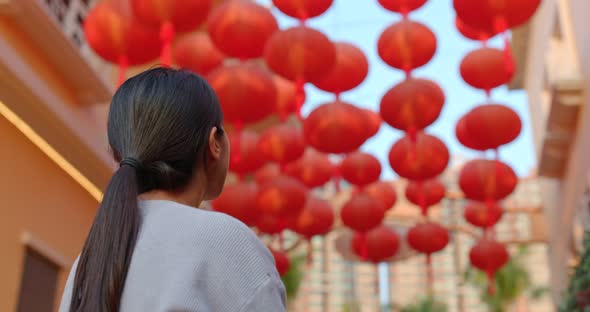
(238, 276, 287, 312)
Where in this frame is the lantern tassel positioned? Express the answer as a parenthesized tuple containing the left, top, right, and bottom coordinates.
(426, 254, 434, 296)
(487, 270, 496, 295)
(493, 17, 515, 78)
(418, 181, 428, 217)
(160, 21, 175, 67)
(295, 78, 305, 120)
(306, 238, 313, 265)
(359, 232, 368, 261)
(333, 165, 341, 192)
(117, 55, 128, 88)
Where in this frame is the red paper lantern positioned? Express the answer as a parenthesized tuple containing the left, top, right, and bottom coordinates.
(270, 248, 290, 276)
(459, 159, 518, 201)
(207, 62, 277, 126)
(389, 133, 449, 180)
(469, 238, 509, 293)
(207, 0, 278, 59)
(304, 100, 370, 154)
(264, 26, 336, 84)
(273, 75, 301, 121)
(405, 178, 446, 215)
(407, 222, 449, 254)
(258, 124, 306, 165)
(131, 0, 213, 65)
(378, 0, 427, 14)
(461, 104, 522, 150)
(173, 32, 225, 75)
(229, 129, 266, 176)
(454, 0, 541, 32)
(378, 19, 437, 73)
(256, 213, 286, 235)
(84, 0, 160, 84)
(464, 201, 503, 228)
(461, 47, 514, 91)
(341, 194, 386, 233)
(212, 181, 259, 226)
(313, 42, 369, 95)
(339, 152, 382, 187)
(380, 78, 445, 134)
(272, 0, 333, 20)
(352, 225, 400, 263)
(361, 181, 397, 211)
(290, 196, 334, 238)
(363, 109, 382, 139)
(456, 115, 488, 151)
(254, 163, 281, 185)
(284, 149, 335, 188)
(257, 176, 308, 218)
(455, 17, 497, 41)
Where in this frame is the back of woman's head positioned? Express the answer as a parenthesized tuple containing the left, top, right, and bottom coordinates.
(70, 67, 225, 311)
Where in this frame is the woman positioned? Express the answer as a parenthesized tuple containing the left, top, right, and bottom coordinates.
(59, 68, 286, 312)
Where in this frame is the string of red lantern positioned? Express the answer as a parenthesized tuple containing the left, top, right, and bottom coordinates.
(453, 0, 540, 292)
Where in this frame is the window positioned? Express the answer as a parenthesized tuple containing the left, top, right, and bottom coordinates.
(16, 247, 60, 312)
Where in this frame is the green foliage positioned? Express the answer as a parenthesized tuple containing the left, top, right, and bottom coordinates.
(398, 296, 448, 312)
(464, 246, 548, 312)
(560, 231, 590, 312)
(281, 253, 306, 301)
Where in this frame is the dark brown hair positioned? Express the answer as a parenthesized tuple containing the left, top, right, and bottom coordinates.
(69, 68, 223, 311)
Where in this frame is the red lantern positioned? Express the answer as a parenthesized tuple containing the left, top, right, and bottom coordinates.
(272, 0, 333, 20)
(290, 196, 334, 238)
(264, 26, 336, 84)
(407, 222, 449, 254)
(173, 32, 225, 75)
(405, 178, 446, 215)
(454, 0, 541, 32)
(464, 201, 503, 228)
(455, 17, 497, 41)
(378, 19, 437, 74)
(380, 78, 445, 134)
(469, 238, 509, 293)
(361, 181, 397, 211)
(273, 75, 301, 121)
(461, 104, 522, 151)
(460, 47, 514, 92)
(352, 225, 400, 263)
(378, 0, 427, 14)
(254, 163, 281, 185)
(304, 100, 370, 154)
(256, 213, 286, 235)
(363, 109, 382, 139)
(459, 159, 518, 201)
(339, 152, 382, 187)
(207, 0, 278, 59)
(312, 42, 369, 95)
(229, 129, 266, 176)
(257, 176, 308, 218)
(84, 0, 160, 85)
(257, 124, 306, 166)
(131, 0, 213, 65)
(456, 115, 488, 151)
(284, 149, 335, 188)
(212, 181, 258, 226)
(270, 248, 290, 276)
(341, 194, 386, 233)
(389, 133, 449, 180)
(207, 62, 277, 126)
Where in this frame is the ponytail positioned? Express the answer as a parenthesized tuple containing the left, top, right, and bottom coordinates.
(69, 163, 140, 311)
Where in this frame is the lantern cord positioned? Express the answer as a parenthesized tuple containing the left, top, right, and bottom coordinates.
(426, 254, 434, 296)
(494, 148, 501, 195)
(359, 232, 368, 261)
(306, 238, 313, 265)
(160, 21, 175, 67)
(117, 55, 128, 88)
(487, 270, 496, 295)
(418, 181, 428, 216)
(492, 17, 515, 78)
(408, 126, 418, 142)
(333, 165, 341, 192)
(295, 78, 305, 120)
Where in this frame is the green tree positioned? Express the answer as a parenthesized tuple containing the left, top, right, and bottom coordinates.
(281, 253, 306, 302)
(560, 231, 590, 311)
(465, 246, 548, 312)
(398, 297, 448, 312)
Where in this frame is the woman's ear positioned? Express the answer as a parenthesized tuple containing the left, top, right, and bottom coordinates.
(208, 127, 222, 160)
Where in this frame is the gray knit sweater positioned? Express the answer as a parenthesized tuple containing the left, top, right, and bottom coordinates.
(58, 200, 286, 311)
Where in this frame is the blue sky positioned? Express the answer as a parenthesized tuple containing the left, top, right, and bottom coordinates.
(265, 0, 536, 179)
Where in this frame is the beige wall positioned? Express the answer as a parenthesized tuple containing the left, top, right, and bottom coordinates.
(0, 113, 97, 311)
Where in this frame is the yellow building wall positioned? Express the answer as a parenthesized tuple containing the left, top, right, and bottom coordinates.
(0, 112, 97, 311)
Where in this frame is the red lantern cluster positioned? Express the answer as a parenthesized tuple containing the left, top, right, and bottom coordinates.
(453, 0, 539, 292)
